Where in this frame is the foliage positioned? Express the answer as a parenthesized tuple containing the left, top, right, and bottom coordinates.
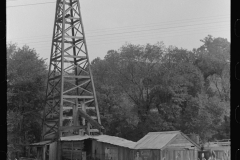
(7, 43, 48, 158)
(6, 34, 230, 159)
(194, 35, 230, 79)
(91, 36, 230, 143)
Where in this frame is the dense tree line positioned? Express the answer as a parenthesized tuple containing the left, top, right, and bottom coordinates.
(91, 35, 230, 142)
(7, 35, 230, 159)
(7, 43, 48, 159)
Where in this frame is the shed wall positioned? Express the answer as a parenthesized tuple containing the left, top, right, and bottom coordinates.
(168, 134, 194, 147)
(49, 142, 57, 160)
(133, 150, 160, 160)
(92, 140, 134, 160)
(161, 148, 197, 160)
(61, 141, 84, 160)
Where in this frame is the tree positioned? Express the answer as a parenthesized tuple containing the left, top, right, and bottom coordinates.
(194, 35, 230, 80)
(7, 43, 48, 158)
(91, 36, 230, 143)
(91, 42, 167, 140)
(150, 46, 205, 135)
(192, 35, 230, 141)
(92, 43, 206, 141)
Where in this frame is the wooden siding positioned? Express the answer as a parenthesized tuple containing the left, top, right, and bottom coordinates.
(61, 141, 84, 160)
(168, 134, 193, 147)
(133, 150, 160, 160)
(152, 150, 160, 160)
(161, 148, 197, 160)
(49, 142, 57, 160)
(133, 134, 198, 160)
(91, 140, 134, 160)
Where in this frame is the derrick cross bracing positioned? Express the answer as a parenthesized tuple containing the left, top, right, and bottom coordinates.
(42, 0, 102, 141)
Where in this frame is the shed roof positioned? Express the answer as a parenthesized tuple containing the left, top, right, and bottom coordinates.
(60, 135, 91, 141)
(30, 140, 52, 146)
(60, 135, 136, 149)
(134, 131, 200, 150)
(134, 131, 178, 149)
(93, 135, 136, 149)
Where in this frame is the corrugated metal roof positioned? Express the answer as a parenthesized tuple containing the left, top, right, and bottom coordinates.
(59, 135, 136, 149)
(30, 140, 52, 146)
(93, 135, 136, 149)
(134, 131, 179, 149)
(60, 135, 90, 141)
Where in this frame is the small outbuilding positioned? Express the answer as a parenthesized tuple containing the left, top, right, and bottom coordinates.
(29, 140, 53, 160)
(91, 135, 136, 160)
(60, 134, 136, 160)
(133, 131, 201, 160)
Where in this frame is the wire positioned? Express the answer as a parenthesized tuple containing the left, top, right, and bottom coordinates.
(11, 26, 229, 47)
(84, 15, 230, 33)
(11, 26, 230, 47)
(7, 19, 229, 43)
(7, 14, 229, 41)
(24, 28, 229, 59)
(87, 20, 229, 37)
(35, 28, 229, 52)
(88, 28, 229, 47)
(12, 26, 229, 48)
(8, 20, 230, 41)
(7, 1, 55, 8)
(7, 0, 50, 1)
(85, 20, 230, 38)
(8, 22, 229, 45)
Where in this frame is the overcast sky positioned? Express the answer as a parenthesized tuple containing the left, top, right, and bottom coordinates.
(7, 0, 230, 62)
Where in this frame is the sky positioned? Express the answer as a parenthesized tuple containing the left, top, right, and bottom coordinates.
(7, 0, 230, 63)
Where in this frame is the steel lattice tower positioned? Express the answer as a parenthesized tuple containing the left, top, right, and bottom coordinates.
(42, 0, 102, 141)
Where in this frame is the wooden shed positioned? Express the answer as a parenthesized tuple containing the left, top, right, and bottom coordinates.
(29, 140, 53, 160)
(133, 131, 201, 160)
(60, 134, 136, 160)
(91, 135, 136, 160)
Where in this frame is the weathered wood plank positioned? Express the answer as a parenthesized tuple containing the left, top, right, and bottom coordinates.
(65, 36, 83, 39)
(78, 109, 104, 131)
(118, 147, 122, 160)
(170, 150, 173, 160)
(169, 134, 188, 144)
(63, 75, 90, 79)
(62, 151, 81, 159)
(73, 142, 85, 149)
(42, 146, 46, 160)
(63, 95, 94, 99)
(59, 125, 86, 131)
(168, 143, 193, 147)
(62, 144, 84, 151)
(62, 149, 82, 153)
(63, 55, 86, 59)
(62, 141, 84, 149)
(49, 142, 57, 160)
(61, 142, 72, 149)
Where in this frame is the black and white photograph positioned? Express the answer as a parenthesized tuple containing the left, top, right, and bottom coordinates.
(7, 0, 230, 160)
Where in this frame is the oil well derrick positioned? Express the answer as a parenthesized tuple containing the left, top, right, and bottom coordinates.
(42, 0, 103, 142)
